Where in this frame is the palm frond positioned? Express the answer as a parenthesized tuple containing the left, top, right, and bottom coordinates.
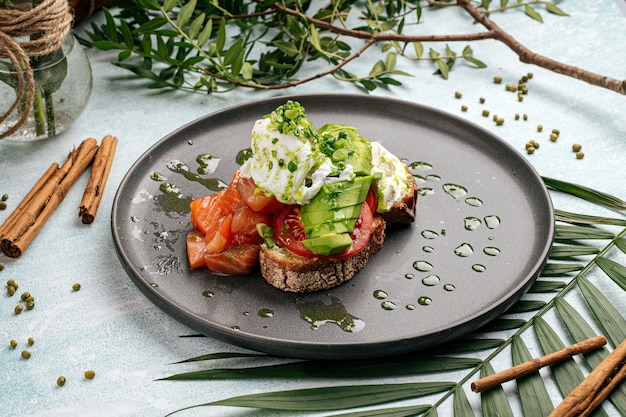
(543, 177, 626, 211)
(165, 179, 626, 416)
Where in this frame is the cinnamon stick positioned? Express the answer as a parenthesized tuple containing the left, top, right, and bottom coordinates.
(79, 135, 118, 224)
(0, 138, 98, 257)
(471, 335, 608, 393)
(0, 163, 58, 240)
(548, 338, 626, 417)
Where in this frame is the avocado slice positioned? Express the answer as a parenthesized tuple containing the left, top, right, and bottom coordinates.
(301, 176, 372, 213)
(317, 124, 373, 176)
(302, 233, 353, 256)
(305, 218, 358, 237)
(300, 203, 362, 228)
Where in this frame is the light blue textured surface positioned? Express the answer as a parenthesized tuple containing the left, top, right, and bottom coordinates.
(0, 1, 625, 416)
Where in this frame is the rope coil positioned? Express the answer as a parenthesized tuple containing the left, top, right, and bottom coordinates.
(0, 0, 73, 139)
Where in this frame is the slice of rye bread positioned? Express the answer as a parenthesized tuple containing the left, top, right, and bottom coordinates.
(260, 215, 386, 293)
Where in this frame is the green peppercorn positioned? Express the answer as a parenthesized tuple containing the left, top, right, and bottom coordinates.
(461, 105, 468, 112)
(521, 75, 529, 82)
(526, 146, 535, 155)
(479, 97, 485, 103)
(14, 304, 23, 315)
(532, 140, 540, 149)
(57, 376, 66, 386)
(505, 84, 511, 91)
(523, 114, 528, 121)
(517, 94, 523, 102)
(496, 117, 504, 125)
(27, 337, 34, 346)
(84, 370, 96, 379)
(10, 340, 17, 349)
(26, 301, 35, 310)
(454, 91, 462, 99)
(515, 113, 520, 120)
(21, 350, 31, 359)
(482, 109, 490, 117)
(537, 125, 543, 132)
(0, 202, 6, 210)
(493, 76, 502, 84)
(0, 263, 4, 271)
(72, 283, 81, 292)
(7, 285, 15, 296)
(550, 133, 558, 142)
(7, 279, 17, 289)
(20, 292, 30, 302)
(527, 72, 534, 79)
(552, 128, 560, 135)
(492, 114, 498, 121)
(576, 151, 585, 159)
(1, 194, 7, 201)
(572, 143, 582, 152)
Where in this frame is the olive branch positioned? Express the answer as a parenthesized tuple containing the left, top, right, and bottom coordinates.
(78, 0, 626, 95)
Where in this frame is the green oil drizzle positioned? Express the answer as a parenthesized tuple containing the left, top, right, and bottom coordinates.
(258, 308, 274, 318)
(296, 297, 364, 333)
(483, 247, 501, 256)
(484, 215, 501, 229)
(373, 290, 388, 300)
(443, 284, 456, 292)
(408, 161, 433, 172)
(381, 301, 397, 311)
(406, 304, 416, 311)
(421, 230, 439, 239)
(443, 183, 467, 200)
(422, 275, 440, 286)
(167, 159, 225, 192)
(236, 148, 253, 165)
(202, 290, 214, 298)
(417, 296, 432, 306)
(413, 260, 433, 272)
(472, 264, 486, 272)
(454, 243, 474, 257)
(465, 197, 483, 207)
(405, 273, 414, 279)
(157, 182, 193, 213)
(464, 216, 481, 231)
(418, 188, 434, 196)
(426, 174, 441, 181)
(423, 246, 434, 253)
(151, 172, 167, 181)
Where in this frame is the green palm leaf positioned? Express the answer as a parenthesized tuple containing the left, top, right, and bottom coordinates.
(543, 177, 626, 211)
(511, 335, 554, 416)
(165, 178, 626, 416)
(596, 257, 626, 291)
(480, 362, 515, 417)
(453, 385, 474, 417)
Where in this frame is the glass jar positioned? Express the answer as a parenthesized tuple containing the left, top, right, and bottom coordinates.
(0, 32, 93, 141)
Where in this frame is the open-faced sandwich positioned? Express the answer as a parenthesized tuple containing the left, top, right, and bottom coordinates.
(186, 101, 418, 292)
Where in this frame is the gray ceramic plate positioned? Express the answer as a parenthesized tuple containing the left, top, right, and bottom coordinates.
(111, 94, 554, 360)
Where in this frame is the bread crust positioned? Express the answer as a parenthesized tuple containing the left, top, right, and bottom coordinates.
(260, 216, 386, 292)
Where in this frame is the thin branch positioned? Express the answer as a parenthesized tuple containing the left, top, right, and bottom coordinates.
(457, 0, 625, 95)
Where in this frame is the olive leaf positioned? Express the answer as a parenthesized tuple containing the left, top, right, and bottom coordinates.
(77, 0, 589, 95)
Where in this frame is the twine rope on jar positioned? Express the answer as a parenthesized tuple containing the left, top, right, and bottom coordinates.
(0, 0, 73, 139)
